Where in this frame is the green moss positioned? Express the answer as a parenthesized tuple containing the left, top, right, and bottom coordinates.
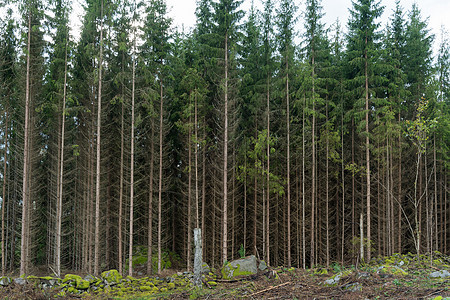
(379, 265, 408, 276)
(140, 285, 153, 291)
(62, 274, 82, 284)
(77, 279, 90, 290)
(207, 281, 217, 286)
(101, 269, 122, 284)
(168, 282, 175, 289)
(314, 268, 328, 276)
(221, 262, 255, 279)
(160, 287, 168, 293)
(67, 286, 77, 294)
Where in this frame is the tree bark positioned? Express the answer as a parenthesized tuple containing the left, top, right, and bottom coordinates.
(55, 33, 68, 277)
(20, 8, 32, 276)
(128, 42, 136, 277)
(94, 0, 104, 275)
(222, 32, 229, 265)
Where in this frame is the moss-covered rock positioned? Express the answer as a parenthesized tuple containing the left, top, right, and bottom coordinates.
(377, 265, 408, 277)
(140, 285, 153, 291)
(221, 255, 258, 279)
(207, 281, 217, 286)
(0, 276, 12, 286)
(101, 269, 122, 285)
(168, 282, 175, 289)
(314, 268, 328, 276)
(322, 269, 353, 286)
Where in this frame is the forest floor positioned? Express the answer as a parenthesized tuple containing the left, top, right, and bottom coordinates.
(1, 252, 450, 299)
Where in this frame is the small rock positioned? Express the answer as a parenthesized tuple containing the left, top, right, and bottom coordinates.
(177, 272, 183, 277)
(357, 272, 370, 279)
(201, 262, 211, 274)
(343, 282, 362, 292)
(259, 260, 268, 271)
(84, 274, 96, 282)
(14, 277, 27, 285)
(429, 270, 450, 278)
(322, 270, 353, 286)
(0, 277, 12, 286)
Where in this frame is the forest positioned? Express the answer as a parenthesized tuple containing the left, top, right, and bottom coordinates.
(0, 0, 449, 280)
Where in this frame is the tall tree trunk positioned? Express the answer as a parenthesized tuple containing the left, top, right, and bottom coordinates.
(1, 112, 8, 275)
(187, 108, 192, 271)
(397, 112, 402, 252)
(310, 65, 316, 268)
(94, 0, 104, 275)
(266, 68, 271, 265)
(195, 93, 199, 229)
(286, 61, 291, 268)
(222, 32, 229, 265)
(118, 75, 125, 276)
(20, 9, 32, 276)
(201, 120, 206, 259)
(158, 77, 163, 274)
(55, 35, 68, 277)
(364, 43, 371, 262)
(128, 45, 136, 277)
(302, 94, 306, 269)
(326, 102, 330, 268)
(341, 99, 345, 265)
(147, 120, 154, 275)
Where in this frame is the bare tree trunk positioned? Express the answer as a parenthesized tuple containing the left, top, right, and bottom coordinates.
(397, 112, 402, 253)
(147, 120, 154, 275)
(195, 93, 199, 229)
(310, 70, 315, 268)
(266, 70, 270, 265)
(187, 109, 192, 271)
(365, 43, 371, 262)
(94, 0, 104, 275)
(1, 112, 8, 275)
(433, 136, 438, 251)
(118, 78, 124, 276)
(128, 43, 136, 277)
(286, 61, 291, 268)
(158, 77, 163, 274)
(20, 9, 32, 276)
(55, 35, 68, 277)
(325, 102, 329, 268)
(302, 94, 306, 269)
(341, 103, 345, 265)
(201, 121, 206, 259)
(222, 32, 229, 265)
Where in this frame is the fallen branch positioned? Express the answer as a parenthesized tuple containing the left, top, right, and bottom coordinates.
(246, 281, 290, 298)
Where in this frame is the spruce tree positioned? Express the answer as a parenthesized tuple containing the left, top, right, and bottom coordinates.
(345, 0, 384, 261)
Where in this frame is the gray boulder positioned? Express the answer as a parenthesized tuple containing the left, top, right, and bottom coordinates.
(14, 277, 27, 285)
(201, 262, 211, 274)
(258, 260, 268, 271)
(429, 270, 450, 278)
(221, 255, 258, 279)
(0, 277, 11, 286)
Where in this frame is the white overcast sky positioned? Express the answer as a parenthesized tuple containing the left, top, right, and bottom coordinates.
(160, 0, 449, 52)
(164, 0, 449, 34)
(2, 0, 449, 52)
